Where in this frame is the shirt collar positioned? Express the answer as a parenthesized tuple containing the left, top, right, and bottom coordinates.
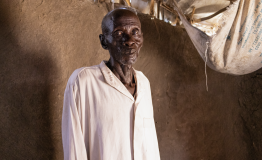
(99, 61, 138, 101)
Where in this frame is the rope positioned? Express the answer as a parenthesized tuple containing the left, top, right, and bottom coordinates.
(205, 42, 209, 92)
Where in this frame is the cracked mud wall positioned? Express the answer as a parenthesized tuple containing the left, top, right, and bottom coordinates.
(0, 0, 261, 160)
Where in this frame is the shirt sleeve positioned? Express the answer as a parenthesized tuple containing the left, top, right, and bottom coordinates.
(62, 80, 88, 160)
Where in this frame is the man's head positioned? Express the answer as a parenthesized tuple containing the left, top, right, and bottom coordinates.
(99, 8, 143, 65)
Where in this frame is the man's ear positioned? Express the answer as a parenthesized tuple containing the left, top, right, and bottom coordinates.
(99, 34, 108, 50)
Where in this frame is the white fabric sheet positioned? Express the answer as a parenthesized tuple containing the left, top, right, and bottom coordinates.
(62, 61, 160, 160)
(172, 0, 262, 75)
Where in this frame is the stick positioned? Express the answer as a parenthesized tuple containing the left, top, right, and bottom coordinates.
(150, 0, 155, 16)
(157, 0, 160, 18)
(194, 6, 227, 23)
(124, 0, 131, 7)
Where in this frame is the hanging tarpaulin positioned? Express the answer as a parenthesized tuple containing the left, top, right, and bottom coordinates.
(172, 0, 262, 75)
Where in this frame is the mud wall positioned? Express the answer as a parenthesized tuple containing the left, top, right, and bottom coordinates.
(0, 0, 261, 160)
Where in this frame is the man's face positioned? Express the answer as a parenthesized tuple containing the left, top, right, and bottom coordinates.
(100, 10, 144, 65)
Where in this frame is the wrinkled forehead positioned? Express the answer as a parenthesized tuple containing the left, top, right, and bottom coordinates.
(102, 9, 141, 34)
(113, 15, 141, 28)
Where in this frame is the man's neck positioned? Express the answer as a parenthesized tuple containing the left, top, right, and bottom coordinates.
(106, 58, 135, 87)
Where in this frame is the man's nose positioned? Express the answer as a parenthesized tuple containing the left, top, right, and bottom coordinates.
(122, 36, 135, 47)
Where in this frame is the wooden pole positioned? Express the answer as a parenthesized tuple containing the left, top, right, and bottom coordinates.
(194, 6, 227, 23)
(157, 0, 160, 19)
(124, 0, 131, 7)
(190, 7, 195, 24)
(111, 0, 114, 10)
(150, 0, 155, 16)
(161, 4, 164, 20)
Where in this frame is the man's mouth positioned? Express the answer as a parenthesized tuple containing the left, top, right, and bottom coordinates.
(130, 49, 136, 54)
(118, 47, 137, 55)
(124, 49, 136, 55)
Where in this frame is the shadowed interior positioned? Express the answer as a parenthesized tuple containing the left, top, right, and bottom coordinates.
(0, 1, 261, 160)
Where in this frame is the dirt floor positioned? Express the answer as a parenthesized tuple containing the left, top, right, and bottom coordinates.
(0, 0, 262, 160)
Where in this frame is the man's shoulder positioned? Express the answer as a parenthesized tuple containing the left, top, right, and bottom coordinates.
(134, 69, 150, 84)
(67, 64, 100, 86)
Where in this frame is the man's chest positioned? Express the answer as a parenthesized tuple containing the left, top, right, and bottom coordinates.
(80, 79, 153, 121)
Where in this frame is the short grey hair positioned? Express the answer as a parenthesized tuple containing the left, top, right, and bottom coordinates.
(101, 7, 138, 35)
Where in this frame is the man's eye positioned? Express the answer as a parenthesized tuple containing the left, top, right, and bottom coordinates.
(115, 31, 123, 36)
(132, 29, 139, 35)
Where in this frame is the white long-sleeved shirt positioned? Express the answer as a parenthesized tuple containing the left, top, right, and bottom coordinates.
(62, 61, 160, 160)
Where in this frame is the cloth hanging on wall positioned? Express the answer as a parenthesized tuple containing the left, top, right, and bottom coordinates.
(172, 0, 262, 75)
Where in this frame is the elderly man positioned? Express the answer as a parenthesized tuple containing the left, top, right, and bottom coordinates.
(62, 7, 160, 160)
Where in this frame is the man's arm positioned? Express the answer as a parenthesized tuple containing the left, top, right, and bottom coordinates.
(62, 80, 88, 160)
